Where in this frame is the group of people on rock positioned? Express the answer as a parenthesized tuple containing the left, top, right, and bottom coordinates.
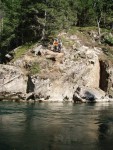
(53, 38, 62, 53)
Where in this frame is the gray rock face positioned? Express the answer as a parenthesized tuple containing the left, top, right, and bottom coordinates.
(32, 76, 75, 101)
(31, 45, 103, 102)
(1, 33, 113, 103)
(0, 64, 27, 94)
(73, 86, 106, 102)
(32, 45, 43, 56)
(106, 67, 113, 97)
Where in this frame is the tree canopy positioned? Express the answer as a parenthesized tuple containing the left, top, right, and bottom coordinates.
(0, 0, 113, 62)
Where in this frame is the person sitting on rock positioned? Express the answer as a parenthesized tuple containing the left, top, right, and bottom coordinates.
(58, 39, 62, 52)
(53, 38, 59, 52)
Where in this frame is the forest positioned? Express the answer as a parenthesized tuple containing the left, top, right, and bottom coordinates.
(0, 0, 113, 62)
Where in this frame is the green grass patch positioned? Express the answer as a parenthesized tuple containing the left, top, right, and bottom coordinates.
(101, 28, 110, 33)
(68, 26, 98, 35)
(68, 27, 79, 35)
(12, 42, 39, 61)
(61, 36, 75, 48)
(29, 62, 40, 75)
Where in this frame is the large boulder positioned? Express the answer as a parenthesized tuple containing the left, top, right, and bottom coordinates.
(45, 50, 64, 62)
(31, 76, 75, 101)
(32, 45, 43, 56)
(73, 86, 109, 103)
(0, 64, 27, 94)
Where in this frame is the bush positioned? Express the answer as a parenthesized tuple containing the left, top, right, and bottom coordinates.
(29, 62, 40, 75)
(103, 34, 113, 46)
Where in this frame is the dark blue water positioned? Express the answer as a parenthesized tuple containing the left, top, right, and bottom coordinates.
(0, 102, 113, 150)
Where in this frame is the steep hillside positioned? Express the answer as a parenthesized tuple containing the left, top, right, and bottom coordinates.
(1, 28, 113, 102)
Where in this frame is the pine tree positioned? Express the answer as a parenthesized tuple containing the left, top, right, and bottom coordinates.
(1, 0, 113, 63)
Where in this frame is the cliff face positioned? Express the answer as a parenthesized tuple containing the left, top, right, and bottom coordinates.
(1, 31, 113, 102)
(31, 45, 101, 101)
(0, 65, 27, 94)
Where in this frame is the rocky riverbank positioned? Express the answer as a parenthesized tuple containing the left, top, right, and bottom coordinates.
(1, 31, 113, 103)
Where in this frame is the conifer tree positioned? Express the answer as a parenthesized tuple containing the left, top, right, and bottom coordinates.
(0, 0, 113, 63)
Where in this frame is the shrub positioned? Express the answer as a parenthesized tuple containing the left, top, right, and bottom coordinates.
(103, 34, 113, 46)
(29, 62, 40, 75)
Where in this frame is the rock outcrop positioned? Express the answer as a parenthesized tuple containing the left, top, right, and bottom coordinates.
(29, 43, 111, 102)
(1, 32, 113, 102)
(73, 86, 111, 103)
(0, 64, 28, 101)
(0, 64, 27, 93)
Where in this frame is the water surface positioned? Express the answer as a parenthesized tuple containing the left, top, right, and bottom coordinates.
(0, 102, 113, 150)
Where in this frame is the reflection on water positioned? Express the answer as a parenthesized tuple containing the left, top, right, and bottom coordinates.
(0, 102, 113, 150)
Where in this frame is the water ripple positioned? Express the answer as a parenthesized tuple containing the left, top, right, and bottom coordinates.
(0, 102, 113, 150)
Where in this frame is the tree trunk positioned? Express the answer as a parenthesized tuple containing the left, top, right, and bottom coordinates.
(41, 11, 47, 40)
(0, 18, 3, 36)
(97, 18, 101, 36)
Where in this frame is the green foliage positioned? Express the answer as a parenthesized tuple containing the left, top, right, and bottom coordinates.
(12, 43, 34, 61)
(104, 35, 113, 46)
(1, 0, 113, 63)
(61, 36, 75, 48)
(0, 0, 22, 61)
(67, 27, 79, 35)
(29, 62, 40, 75)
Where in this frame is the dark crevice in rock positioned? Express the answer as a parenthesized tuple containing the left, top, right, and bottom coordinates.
(99, 60, 109, 92)
(26, 75, 35, 93)
(48, 57, 56, 61)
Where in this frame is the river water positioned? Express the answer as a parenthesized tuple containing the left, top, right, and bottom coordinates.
(0, 102, 113, 150)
